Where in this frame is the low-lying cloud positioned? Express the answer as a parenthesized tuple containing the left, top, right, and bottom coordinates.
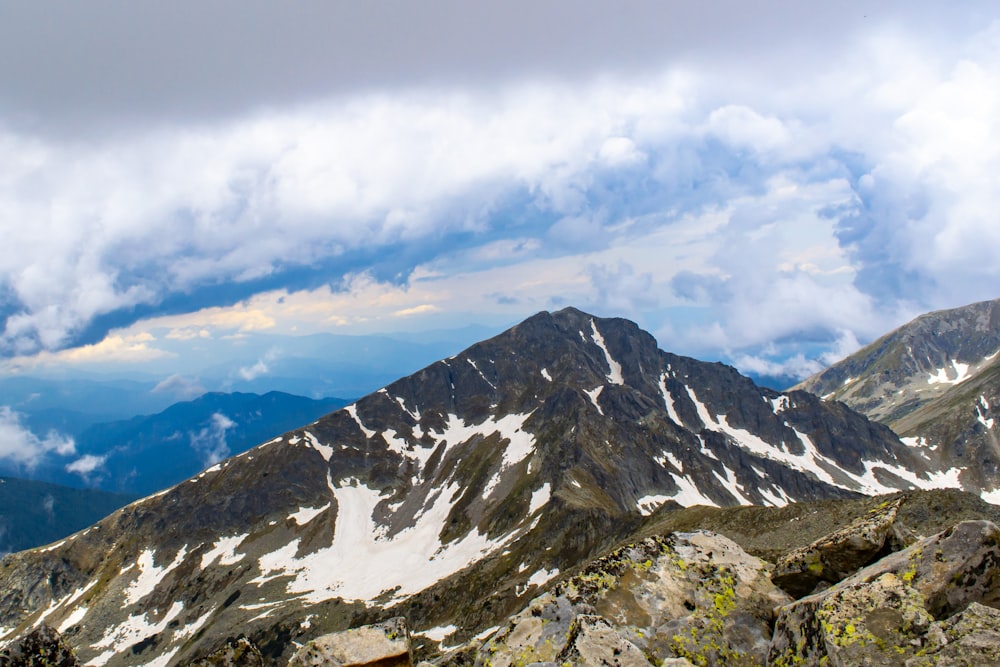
(0, 406, 75, 469)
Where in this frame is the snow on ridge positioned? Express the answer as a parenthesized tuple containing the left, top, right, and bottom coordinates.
(589, 320, 624, 385)
(122, 547, 188, 608)
(927, 360, 971, 385)
(584, 386, 605, 415)
(526, 567, 559, 588)
(345, 404, 376, 439)
(654, 449, 683, 473)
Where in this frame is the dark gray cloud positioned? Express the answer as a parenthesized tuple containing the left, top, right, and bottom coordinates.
(0, 1, 973, 134)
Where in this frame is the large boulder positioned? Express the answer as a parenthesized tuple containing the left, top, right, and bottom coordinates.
(772, 498, 905, 597)
(287, 617, 413, 667)
(769, 520, 1000, 666)
(468, 531, 790, 667)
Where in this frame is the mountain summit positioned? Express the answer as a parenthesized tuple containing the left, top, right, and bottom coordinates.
(0, 308, 964, 665)
(797, 297, 1000, 496)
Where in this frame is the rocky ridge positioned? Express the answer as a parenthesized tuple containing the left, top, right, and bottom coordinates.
(796, 297, 1000, 497)
(0, 308, 984, 665)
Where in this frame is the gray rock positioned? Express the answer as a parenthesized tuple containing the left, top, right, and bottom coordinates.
(905, 602, 1000, 666)
(773, 497, 903, 597)
(473, 531, 789, 667)
(769, 520, 1000, 666)
(287, 617, 412, 667)
(554, 615, 651, 667)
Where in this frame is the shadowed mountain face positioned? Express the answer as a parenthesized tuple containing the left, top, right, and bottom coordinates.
(0, 308, 960, 666)
(797, 298, 1000, 496)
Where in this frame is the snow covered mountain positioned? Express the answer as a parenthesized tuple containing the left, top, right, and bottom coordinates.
(0, 308, 964, 665)
(797, 297, 1000, 498)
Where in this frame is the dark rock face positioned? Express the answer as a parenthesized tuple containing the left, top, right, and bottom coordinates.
(0, 625, 79, 667)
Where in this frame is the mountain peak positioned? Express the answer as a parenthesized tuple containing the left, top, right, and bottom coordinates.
(0, 309, 964, 666)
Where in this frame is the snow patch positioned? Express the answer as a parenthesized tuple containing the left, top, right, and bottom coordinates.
(89, 601, 186, 665)
(636, 494, 672, 516)
(982, 488, 1000, 505)
(252, 481, 519, 604)
(654, 450, 683, 472)
(200, 534, 249, 569)
(528, 483, 551, 515)
(712, 465, 752, 505)
(303, 431, 334, 462)
(759, 486, 793, 507)
(122, 547, 188, 608)
(345, 404, 376, 438)
(927, 360, 971, 385)
(418, 625, 458, 642)
(290, 503, 330, 526)
(667, 474, 720, 508)
(590, 320, 624, 385)
(540, 368, 552, 382)
(584, 386, 604, 415)
(658, 373, 683, 426)
(769, 395, 791, 413)
(977, 396, 994, 429)
(526, 568, 559, 588)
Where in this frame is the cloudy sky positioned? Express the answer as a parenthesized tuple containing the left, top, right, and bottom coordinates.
(2, 1, 999, 382)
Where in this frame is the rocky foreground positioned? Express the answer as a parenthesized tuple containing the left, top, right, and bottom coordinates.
(4, 494, 999, 666)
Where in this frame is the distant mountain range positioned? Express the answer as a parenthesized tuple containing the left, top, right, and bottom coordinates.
(0, 477, 134, 556)
(0, 307, 980, 666)
(9, 391, 349, 497)
(797, 297, 1000, 497)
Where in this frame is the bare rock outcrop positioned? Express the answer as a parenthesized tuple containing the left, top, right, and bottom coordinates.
(466, 531, 789, 667)
(772, 497, 905, 597)
(769, 520, 1000, 666)
(287, 617, 412, 667)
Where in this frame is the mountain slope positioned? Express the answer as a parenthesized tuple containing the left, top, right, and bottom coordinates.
(0, 478, 134, 555)
(796, 298, 1000, 495)
(0, 308, 962, 666)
